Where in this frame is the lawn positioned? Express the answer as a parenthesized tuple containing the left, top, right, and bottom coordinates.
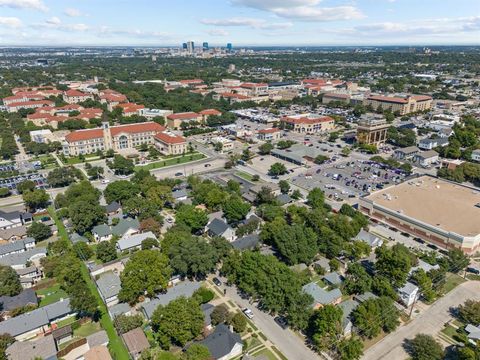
(55, 316, 77, 328)
(37, 284, 68, 307)
(441, 273, 466, 294)
(251, 348, 278, 360)
(235, 171, 255, 182)
(134, 153, 205, 171)
(74, 321, 102, 337)
(64, 155, 101, 165)
(34, 155, 58, 169)
(441, 325, 459, 339)
(245, 336, 262, 352)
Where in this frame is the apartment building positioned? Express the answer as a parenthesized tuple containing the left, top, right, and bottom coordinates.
(281, 114, 335, 134)
(6, 100, 54, 113)
(363, 94, 432, 115)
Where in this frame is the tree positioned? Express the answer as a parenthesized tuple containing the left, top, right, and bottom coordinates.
(27, 221, 52, 241)
(278, 180, 290, 194)
(447, 249, 469, 273)
(184, 344, 211, 360)
(107, 154, 134, 175)
(104, 180, 140, 204)
(343, 263, 372, 295)
(314, 155, 329, 164)
(16, 180, 35, 194)
(211, 304, 230, 325)
(119, 250, 172, 304)
(352, 297, 399, 339)
(22, 189, 49, 211)
(286, 292, 313, 331)
(96, 240, 118, 263)
(0, 188, 9, 198)
(0, 333, 14, 360)
(405, 334, 444, 360)
(309, 305, 343, 351)
(0, 265, 22, 296)
(115, 314, 144, 334)
(258, 142, 274, 155)
(192, 287, 214, 304)
(175, 205, 208, 233)
(337, 337, 364, 360)
(47, 167, 81, 187)
(411, 269, 435, 302)
(139, 218, 162, 238)
(151, 297, 204, 349)
(230, 312, 247, 333)
(86, 165, 104, 180)
(375, 244, 414, 288)
(73, 242, 93, 260)
(141, 237, 159, 250)
(458, 300, 480, 325)
(307, 188, 325, 209)
(222, 195, 251, 224)
(269, 162, 287, 176)
(69, 200, 106, 234)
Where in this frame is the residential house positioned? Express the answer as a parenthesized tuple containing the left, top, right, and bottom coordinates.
(231, 234, 260, 250)
(397, 282, 419, 307)
(354, 292, 378, 304)
(0, 210, 32, 231)
(52, 325, 73, 347)
(92, 218, 140, 242)
(353, 229, 383, 248)
(393, 146, 420, 160)
(409, 259, 440, 276)
(0, 226, 28, 241)
(141, 281, 201, 319)
(338, 299, 359, 337)
(313, 257, 331, 273)
(205, 218, 236, 242)
(70, 232, 89, 244)
(105, 201, 122, 216)
(201, 303, 215, 331)
(6, 335, 57, 360)
(302, 282, 342, 309)
(418, 137, 449, 150)
(15, 266, 43, 288)
(0, 247, 47, 270)
(198, 324, 243, 360)
(96, 271, 121, 307)
(121, 328, 150, 360)
(117, 231, 157, 252)
(0, 237, 35, 258)
(465, 324, 480, 345)
(323, 272, 344, 287)
(108, 302, 132, 318)
(172, 189, 189, 203)
(413, 150, 439, 167)
(276, 193, 293, 206)
(0, 288, 38, 318)
(85, 346, 113, 360)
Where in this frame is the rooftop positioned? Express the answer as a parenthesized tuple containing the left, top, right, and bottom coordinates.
(365, 176, 480, 237)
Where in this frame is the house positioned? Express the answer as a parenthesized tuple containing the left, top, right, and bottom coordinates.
(206, 218, 236, 242)
(302, 282, 342, 309)
(172, 189, 189, 202)
(121, 328, 150, 360)
(472, 149, 480, 162)
(6, 335, 57, 360)
(0, 247, 47, 270)
(0, 210, 32, 230)
(323, 272, 344, 287)
(70, 232, 89, 244)
(397, 282, 419, 307)
(257, 128, 281, 141)
(276, 193, 292, 206)
(313, 257, 331, 273)
(0, 226, 28, 241)
(231, 234, 260, 250)
(0, 288, 38, 316)
(418, 137, 449, 150)
(353, 229, 383, 248)
(338, 299, 359, 337)
(141, 281, 201, 319)
(393, 146, 420, 160)
(413, 150, 439, 167)
(86, 330, 109, 349)
(465, 324, 480, 345)
(96, 271, 121, 307)
(409, 259, 440, 276)
(108, 302, 132, 318)
(85, 346, 113, 360)
(117, 231, 157, 252)
(105, 201, 122, 216)
(201, 303, 215, 331)
(92, 218, 140, 242)
(0, 298, 74, 340)
(0, 237, 35, 258)
(15, 266, 43, 288)
(354, 292, 378, 304)
(198, 324, 243, 360)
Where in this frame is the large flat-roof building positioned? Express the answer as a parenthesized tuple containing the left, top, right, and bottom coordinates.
(359, 176, 480, 254)
(364, 94, 432, 115)
(280, 114, 335, 134)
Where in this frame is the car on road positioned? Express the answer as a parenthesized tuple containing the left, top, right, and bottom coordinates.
(212, 277, 222, 286)
(204, 163, 211, 167)
(101, 179, 110, 184)
(243, 308, 254, 319)
(274, 316, 288, 329)
(175, 172, 183, 177)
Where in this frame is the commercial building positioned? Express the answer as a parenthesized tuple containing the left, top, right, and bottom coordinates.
(153, 132, 187, 156)
(359, 176, 480, 254)
(393, 146, 420, 160)
(356, 118, 390, 146)
(63, 122, 165, 156)
(139, 108, 173, 120)
(271, 144, 329, 166)
(363, 94, 432, 115)
(281, 114, 335, 134)
(413, 150, 439, 167)
(257, 127, 281, 141)
(322, 93, 351, 104)
(166, 112, 202, 129)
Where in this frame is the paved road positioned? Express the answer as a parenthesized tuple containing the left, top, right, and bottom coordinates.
(151, 157, 225, 179)
(220, 278, 321, 360)
(362, 281, 480, 360)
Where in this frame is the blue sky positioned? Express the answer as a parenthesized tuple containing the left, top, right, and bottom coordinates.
(0, 0, 479, 46)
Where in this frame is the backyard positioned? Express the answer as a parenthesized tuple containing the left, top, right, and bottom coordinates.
(37, 284, 68, 307)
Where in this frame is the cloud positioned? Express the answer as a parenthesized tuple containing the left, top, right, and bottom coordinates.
(201, 17, 293, 30)
(46, 16, 61, 25)
(64, 8, 83, 17)
(207, 29, 230, 36)
(231, 0, 364, 21)
(0, 16, 23, 28)
(31, 18, 90, 32)
(0, 0, 47, 11)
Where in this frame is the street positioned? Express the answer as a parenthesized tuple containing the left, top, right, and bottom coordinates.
(362, 281, 480, 360)
(218, 276, 322, 360)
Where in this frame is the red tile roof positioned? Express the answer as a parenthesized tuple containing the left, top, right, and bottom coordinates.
(179, 79, 203, 84)
(241, 82, 268, 88)
(167, 112, 199, 120)
(110, 122, 165, 136)
(65, 128, 104, 142)
(116, 103, 145, 113)
(65, 89, 88, 97)
(7, 100, 54, 108)
(411, 95, 433, 101)
(366, 95, 408, 104)
(258, 127, 280, 134)
(199, 109, 222, 116)
(282, 115, 334, 125)
(154, 132, 186, 144)
(220, 93, 250, 100)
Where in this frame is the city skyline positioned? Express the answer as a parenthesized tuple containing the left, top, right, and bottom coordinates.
(0, 0, 479, 46)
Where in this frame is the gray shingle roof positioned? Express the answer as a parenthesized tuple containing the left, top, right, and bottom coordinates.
(232, 234, 260, 250)
(0, 288, 38, 311)
(106, 201, 121, 214)
(172, 189, 188, 200)
(112, 218, 140, 236)
(207, 218, 230, 236)
(302, 282, 342, 306)
(198, 324, 242, 359)
(201, 303, 214, 326)
(108, 302, 131, 318)
(0, 247, 47, 267)
(92, 224, 111, 237)
(70, 232, 89, 244)
(87, 330, 109, 348)
(6, 335, 57, 360)
(96, 272, 121, 300)
(338, 299, 359, 329)
(117, 231, 157, 252)
(323, 272, 344, 286)
(141, 281, 201, 319)
(0, 240, 26, 256)
(354, 229, 382, 247)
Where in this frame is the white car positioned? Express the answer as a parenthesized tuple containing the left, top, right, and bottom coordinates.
(101, 179, 110, 184)
(243, 308, 254, 319)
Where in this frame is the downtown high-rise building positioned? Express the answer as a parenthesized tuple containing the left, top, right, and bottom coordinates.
(187, 41, 195, 54)
(202, 42, 209, 51)
(226, 43, 233, 52)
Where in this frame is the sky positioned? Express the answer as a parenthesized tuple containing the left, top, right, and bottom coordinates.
(0, 0, 479, 46)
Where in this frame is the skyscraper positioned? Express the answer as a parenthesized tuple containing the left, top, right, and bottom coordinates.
(202, 42, 209, 51)
(226, 43, 233, 52)
(187, 41, 195, 54)
(182, 42, 187, 50)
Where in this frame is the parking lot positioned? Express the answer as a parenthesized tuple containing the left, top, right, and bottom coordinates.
(0, 173, 47, 193)
(291, 158, 409, 201)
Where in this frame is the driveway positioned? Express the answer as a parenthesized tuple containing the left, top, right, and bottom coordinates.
(219, 277, 322, 360)
(362, 281, 480, 360)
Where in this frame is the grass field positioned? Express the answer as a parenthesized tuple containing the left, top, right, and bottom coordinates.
(441, 273, 466, 294)
(251, 348, 278, 360)
(235, 170, 255, 181)
(74, 321, 102, 337)
(37, 284, 68, 307)
(135, 153, 205, 171)
(64, 155, 101, 165)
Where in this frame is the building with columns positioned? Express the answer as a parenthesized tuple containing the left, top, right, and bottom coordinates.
(356, 117, 390, 146)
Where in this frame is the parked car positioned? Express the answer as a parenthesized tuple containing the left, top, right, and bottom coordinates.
(175, 172, 183, 177)
(212, 277, 222, 286)
(274, 316, 288, 329)
(243, 308, 254, 319)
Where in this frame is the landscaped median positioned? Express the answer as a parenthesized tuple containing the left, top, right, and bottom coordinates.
(134, 152, 206, 172)
(48, 207, 130, 360)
